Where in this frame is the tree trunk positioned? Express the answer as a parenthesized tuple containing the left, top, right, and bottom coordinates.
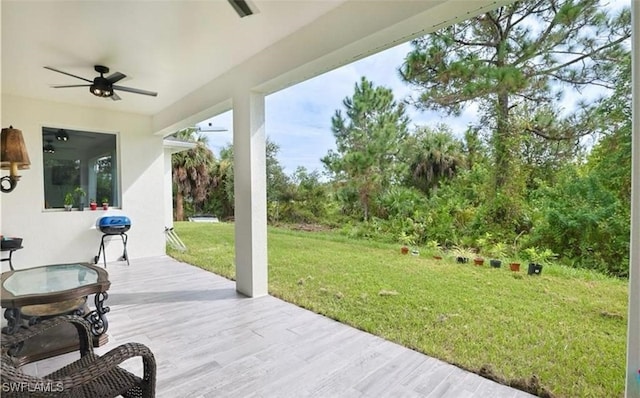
(494, 92, 511, 192)
(176, 191, 185, 221)
(361, 193, 369, 222)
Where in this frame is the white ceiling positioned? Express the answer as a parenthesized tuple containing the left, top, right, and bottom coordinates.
(2, 0, 511, 133)
(1, 0, 344, 115)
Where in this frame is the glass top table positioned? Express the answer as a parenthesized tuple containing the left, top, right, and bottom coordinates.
(1, 263, 111, 365)
(1, 263, 109, 307)
(3, 263, 100, 296)
(1, 263, 110, 335)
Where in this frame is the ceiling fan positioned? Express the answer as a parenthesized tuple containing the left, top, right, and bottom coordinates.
(196, 123, 228, 133)
(43, 128, 71, 142)
(44, 65, 158, 101)
(43, 139, 55, 154)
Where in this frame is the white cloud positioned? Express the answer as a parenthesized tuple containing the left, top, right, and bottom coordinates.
(202, 40, 475, 175)
(200, 0, 629, 175)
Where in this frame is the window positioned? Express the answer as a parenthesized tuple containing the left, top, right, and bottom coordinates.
(42, 128, 119, 209)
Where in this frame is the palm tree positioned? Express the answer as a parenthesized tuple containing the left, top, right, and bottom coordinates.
(208, 145, 234, 219)
(406, 126, 463, 195)
(171, 128, 216, 221)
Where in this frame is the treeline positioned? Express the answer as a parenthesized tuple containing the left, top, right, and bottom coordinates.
(172, 0, 632, 277)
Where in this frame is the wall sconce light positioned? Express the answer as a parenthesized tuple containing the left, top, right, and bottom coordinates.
(1, 126, 31, 193)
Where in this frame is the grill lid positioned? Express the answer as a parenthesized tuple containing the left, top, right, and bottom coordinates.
(99, 216, 131, 228)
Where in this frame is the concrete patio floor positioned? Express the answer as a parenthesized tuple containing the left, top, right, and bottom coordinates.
(21, 256, 536, 397)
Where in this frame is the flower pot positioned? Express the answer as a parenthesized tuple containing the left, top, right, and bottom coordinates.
(102, 203, 109, 210)
(64, 204, 73, 211)
(456, 256, 469, 264)
(473, 258, 484, 266)
(490, 259, 502, 268)
(78, 202, 85, 211)
(527, 263, 543, 275)
(509, 262, 521, 272)
(90, 202, 97, 210)
(401, 246, 409, 255)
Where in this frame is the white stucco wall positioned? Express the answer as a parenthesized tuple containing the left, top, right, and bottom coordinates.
(1, 94, 166, 270)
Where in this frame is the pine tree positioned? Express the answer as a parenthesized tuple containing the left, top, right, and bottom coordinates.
(322, 77, 409, 221)
(399, 0, 630, 226)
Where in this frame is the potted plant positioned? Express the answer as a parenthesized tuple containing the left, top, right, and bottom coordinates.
(425, 240, 443, 259)
(73, 187, 86, 211)
(489, 242, 507, 268)
(399, 232, 417, 255)
(474, 234, 492, 266)
(101, 197, 109, 210)
(64, 192, 74, 211)
(452, 246, 472, 264)
(523, 247, 553, 275)
(508, 231, 525, 272)
(89, 198, 98, 211)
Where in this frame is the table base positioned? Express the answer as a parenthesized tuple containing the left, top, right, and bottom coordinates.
(7, 322, 109, 367)
(2, 293, 110, 366)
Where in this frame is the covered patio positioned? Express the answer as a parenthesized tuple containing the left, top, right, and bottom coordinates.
(1, 0, 638, 396)
(21, 256, 534, 398)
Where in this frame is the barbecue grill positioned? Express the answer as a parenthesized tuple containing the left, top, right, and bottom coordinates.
(95, 216, 131, 267)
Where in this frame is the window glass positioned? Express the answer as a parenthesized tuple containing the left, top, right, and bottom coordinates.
(42, 128, 118, 209)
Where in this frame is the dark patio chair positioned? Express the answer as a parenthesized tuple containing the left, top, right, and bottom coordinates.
(1, 315, 156, 397)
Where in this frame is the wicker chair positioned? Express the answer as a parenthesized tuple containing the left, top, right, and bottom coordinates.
(1, 315, 156, 397)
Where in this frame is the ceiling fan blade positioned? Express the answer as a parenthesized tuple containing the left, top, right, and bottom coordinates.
(44, 66, 93, 83)
(113, 85, 158, 97)
(110, 92, 122, 101)
(106, 72, 126, 84)
(228, 0, 255, 17)
(51, 84, 92, 88)
(197, 126, 228, 132)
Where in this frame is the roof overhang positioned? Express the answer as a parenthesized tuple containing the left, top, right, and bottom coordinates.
(163, 139, 197, 155)
(1, 0, 512, 136)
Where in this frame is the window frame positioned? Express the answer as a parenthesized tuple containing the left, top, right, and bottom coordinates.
(41, 126, 121, 211)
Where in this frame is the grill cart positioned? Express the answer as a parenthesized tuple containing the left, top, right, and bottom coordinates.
(95, 216, 131, 267)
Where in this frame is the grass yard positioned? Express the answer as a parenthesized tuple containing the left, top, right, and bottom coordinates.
(167, 222, 628, 398)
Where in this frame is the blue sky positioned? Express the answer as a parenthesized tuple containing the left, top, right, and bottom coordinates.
(199, 0, 627, 177)
(199, 41, 477, 176)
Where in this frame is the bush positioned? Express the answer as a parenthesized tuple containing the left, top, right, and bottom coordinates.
(531, 172, 629, 276)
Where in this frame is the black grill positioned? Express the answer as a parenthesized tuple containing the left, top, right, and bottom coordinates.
(98, 216, 131, 234)
(95, 216, 131, 267)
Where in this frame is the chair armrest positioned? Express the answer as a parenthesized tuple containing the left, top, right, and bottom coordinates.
(1, 315, 93, 357)
(53, 343, 156, 392)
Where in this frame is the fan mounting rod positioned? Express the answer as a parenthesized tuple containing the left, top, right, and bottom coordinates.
(94, 65, 109, 75)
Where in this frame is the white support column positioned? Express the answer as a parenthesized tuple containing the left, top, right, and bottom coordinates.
(232, 90, 268, 297)
(628, 1, 640, 396)
(163, 149, 175, 229)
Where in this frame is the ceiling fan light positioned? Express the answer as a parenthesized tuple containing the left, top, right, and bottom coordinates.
(90, 85, 112, 97)
(43, 143, 55, 154)
(55, 129, 69, 141)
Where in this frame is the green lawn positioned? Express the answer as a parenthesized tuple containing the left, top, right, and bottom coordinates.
(167, 222, 628, 398)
